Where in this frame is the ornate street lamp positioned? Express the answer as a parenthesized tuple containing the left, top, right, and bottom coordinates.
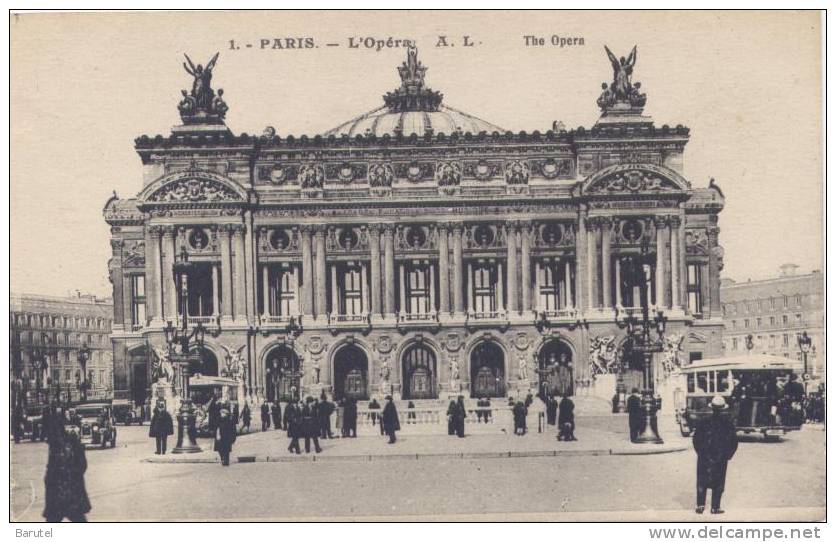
(797, 331, 812, 393)
(77, 343, 91, 402)
(622, 239, 665, 444)
(164, 246, 207, 454)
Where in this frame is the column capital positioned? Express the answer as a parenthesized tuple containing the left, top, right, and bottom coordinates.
(706, 226, 720, 241)
(505, 220, 520, 232)
(313, 224, 328, 237)
(217, 224, 234, 235)
(450, 222, 464, 234)
(668, 216, 682, 229)
(382, 224, 396, 237)
(161, 225, 177, 237)
(653, 215, 669, 228)
(147, 225, 165, 236)
(367, 224, 383, 236)
(435, 222, 451, 233)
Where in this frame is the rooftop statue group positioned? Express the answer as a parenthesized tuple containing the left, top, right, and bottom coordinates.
(178, 52, 229, 122)
(597, 45, 647, 112)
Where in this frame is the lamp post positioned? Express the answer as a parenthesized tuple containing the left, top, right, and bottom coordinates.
(77, 343, 91, 402)
(622, 240, 665, 444)
(164, 246, 206, 454)
(797, 331, 812, 393)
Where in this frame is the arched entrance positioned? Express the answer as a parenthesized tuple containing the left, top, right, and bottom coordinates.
(538, 340, 574, 397)
(128, 345, 148, 408)
(470, 342, 505, 398)
(190, 348, 218, 378)
(265, 346, 301, 402)
(333, 345, 369, 401)
(402, 344, 437, 400)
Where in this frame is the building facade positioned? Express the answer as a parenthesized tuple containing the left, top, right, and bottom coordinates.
(721, 265, 824, 380)
(10, 292, 114, 406)
(104, 47, 725, 408)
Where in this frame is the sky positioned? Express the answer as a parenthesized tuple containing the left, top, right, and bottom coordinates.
(10, 10, 823, 298)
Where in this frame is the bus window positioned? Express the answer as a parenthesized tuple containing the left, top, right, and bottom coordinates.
(717, 371, 730, 392)
(707, 371, 716, 393)
(696, 372, 708, 394)
(687, 374, 695, 393)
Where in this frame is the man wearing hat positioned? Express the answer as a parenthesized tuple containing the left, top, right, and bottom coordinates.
(214, 402, 237, 466)
(692, 395, 738, 514)
(382, 395, 400, 444)
(626, 388, 642, 442)
(149, 400, 174, 455)
(301, 397, 322, 453)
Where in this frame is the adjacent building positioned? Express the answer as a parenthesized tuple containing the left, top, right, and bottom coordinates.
(104, 46, 725, 408)
(10, 292, 114, 406)
(721, 264, 824, 380)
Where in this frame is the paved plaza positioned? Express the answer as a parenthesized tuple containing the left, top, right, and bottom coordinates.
(10, 417, 825, 522)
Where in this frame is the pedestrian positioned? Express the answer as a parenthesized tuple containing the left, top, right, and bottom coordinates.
(302, 397, 322, 453)
(214, 404, 237, 466)
(369, 397, 382, 434)
(382, 395, 400, 444)
(557, 394, 576, 441)
(446, 399, 457, 435)
(626, 387, 642, 442)
(344, 398, 358, 438)
(231, 401, 240, 429)
(692, 395, 738, 515)
(482, 397, 492, 422)
(271, 401, 282, 431)
(407, 401, 416, 424)
(12, 404, 24, 443)
(611, 392, 621, 413)
(149, 401, 174, 455)
(335, 400, 345, 437)
(318, 396, 335, 439)
(241, 402, 251, 434)
(784, 374, 806, 427)
(260, 400, 270, 431)
(451, 395, 467, 438)
(546, 395, 558, 426)
(512, 400, 527, 436)
(43, 411, 91, 522)
(286, 400, 301, 454)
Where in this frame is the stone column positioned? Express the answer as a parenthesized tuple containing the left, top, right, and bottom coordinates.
(615, 257, 622, 308)
(466, 262, 474, 312)
(520, 222, 531, 312)
(670, 217, 681, 309)
(575, 214, 587, 311)
(428, 263, 436, 312)
(360, 263, 369, 314)
(700, 263, 710, 316)
(212, 264, 220, 317)
(565, 259, 574, 310)
(144, 227, 159, 323)
(262, 265, 270, 317)
(314, 226, 327, 319)
(452, 224, 464, 313)
(301, 227, 314, 316)
(587, 218, 599, 309)
(292, 265, 300, 315)
(219, 226, 233, 321)
(398, 263, 407, 315)
(678, 209, 688, 314)
(663, 222, 672, 309)
(233, 226, 247, 321)
(707, 225, 721, 317)
(161, 226, 177, 321)
(505, 222, 518, 314)
(331, 264, 339, 316)
(383, 225, 396, 317)
(496, 262, 505, 312)
(534, 261, 542, 311)
(601, 218, 612, 309)
(369, 226, 382, 316)
(655, 216, 667, 309)
(437, 224, 450, 314)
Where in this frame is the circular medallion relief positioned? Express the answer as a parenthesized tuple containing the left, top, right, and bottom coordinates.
(621, 219, 644, 243)
(405, 226, 427, 249)
(269, 164, 286, 184)
(541, 223, 564, 245)
(473, 224, 495, 247)
(337, 163, 354, 183)
(188, 228, 209, 250)
(474, 160, 492, 180)
(338, 228, 360, 250)
(406, 162, 423, 182)
(269, 229, 291, 250)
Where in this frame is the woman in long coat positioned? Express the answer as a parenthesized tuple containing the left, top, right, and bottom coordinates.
(557, 395, 576, 441)
(213, 406, 237, 466)
(446, 400, 457, 435)
(43, 412, 91, 522)
(382, 395, 400, 444)
(512, 400, 527, 436)
(452, 396, 467, 438)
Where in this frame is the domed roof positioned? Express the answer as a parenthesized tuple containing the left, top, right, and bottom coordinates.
(322, 46, 505, 138)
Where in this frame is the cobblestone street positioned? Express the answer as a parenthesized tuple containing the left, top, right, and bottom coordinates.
(10, 419, 825, 522)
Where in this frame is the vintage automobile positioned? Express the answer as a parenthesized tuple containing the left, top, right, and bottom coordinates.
(74, 403, 117, 448)
(112, 399, 143, 425)
(675, 354, 802, 442)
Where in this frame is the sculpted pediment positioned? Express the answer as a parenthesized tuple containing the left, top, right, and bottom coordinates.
(580, 163, 690, 196)
(138, 168, 247, 204)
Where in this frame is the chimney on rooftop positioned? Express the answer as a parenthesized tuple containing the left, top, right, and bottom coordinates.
(779, 264, 799, 277)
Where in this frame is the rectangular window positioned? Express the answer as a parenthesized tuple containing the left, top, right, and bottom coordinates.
(796, 295, 802, 306)
(782, 315, 788, 325)
(717, 371, 730, 393)
(686, 264, 702, 314)
(769, 316, 775, 325)
(732, 338, 738, 350)
(731, 320, 737, 329)
(538, 260, 570, 311)
(770, 298, 775, 310)
(406, 264, 432, 314)
(783, 296, 788, 308)
(744, 319, 750, 328)
(131, 275, 146, 327)
(264, 266, 298, 316)
(185, 263, 214, 317)
(278, 269, 297, 315)
(473, 264, 497, 314)
(783, 334, 789, 347)
(340, 265, 365, 316)
(756, 318, 762, 327)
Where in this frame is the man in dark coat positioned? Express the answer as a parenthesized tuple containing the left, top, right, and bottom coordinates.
(260, 401, 270, 431)
(784, 374, 806, 427)
(368, 398, 382, 434)
(302, 397, 322, 453)
(343, 398, 358, 437)
(557, 394, 576, 441)
(271, 401, 282, 430)
(512, 400, 527, 436)
(286, 401, 301, 454)
(318, 397, 335, 439)
(213, 404, 237, 466)
(692, 395, 738, 514)
(149, 401, 174, 455)
(382, 395, 400, 444)
(43, 417, 91, 522)
(446, 399, 457, 435)
(451, 395, 467, 438)
(546, 395, 558, 426)
(241, 403, 251, 433)
(626, 388, 642, 442)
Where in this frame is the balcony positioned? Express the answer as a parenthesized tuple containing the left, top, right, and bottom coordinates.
(327, 312, 371, 332)
(396, 311, 440, 330)
(259, 313, 302, 331)
(465, 310, 509, 329)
